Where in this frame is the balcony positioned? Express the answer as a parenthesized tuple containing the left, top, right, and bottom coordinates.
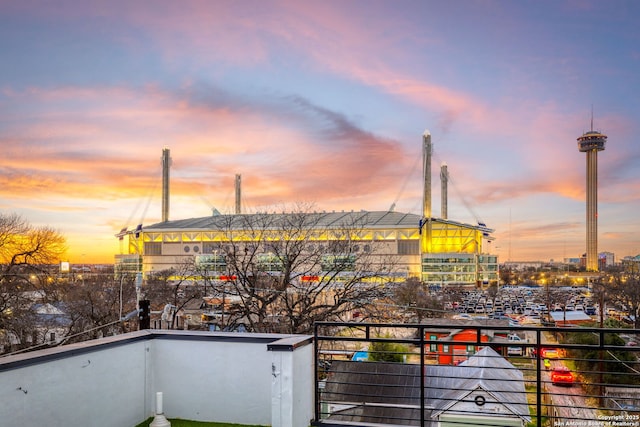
(2, 323, 640, 427)
(314, 322, 640, 427)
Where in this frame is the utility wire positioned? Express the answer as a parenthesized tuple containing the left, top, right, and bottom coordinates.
(2, 317, 128, 358)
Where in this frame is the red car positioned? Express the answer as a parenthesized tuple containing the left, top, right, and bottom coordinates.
(551, 366, 574, 386)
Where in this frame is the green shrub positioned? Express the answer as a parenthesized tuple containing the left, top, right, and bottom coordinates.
(368, 335, 409, 363)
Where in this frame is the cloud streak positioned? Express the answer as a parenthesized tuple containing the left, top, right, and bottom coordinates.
(1, 1, 639, 263)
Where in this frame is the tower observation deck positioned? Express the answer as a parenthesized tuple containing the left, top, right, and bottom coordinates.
(577, 129, 607, 271)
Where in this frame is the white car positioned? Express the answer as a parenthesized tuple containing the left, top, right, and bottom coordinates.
(507, 346, 523, 356)
(453, 313, 472, 320)
(507, 334, 524, 356)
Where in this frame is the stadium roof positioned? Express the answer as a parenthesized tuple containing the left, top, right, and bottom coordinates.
(142, 211, 490, 233)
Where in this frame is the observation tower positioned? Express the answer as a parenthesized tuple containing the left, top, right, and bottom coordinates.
(577, 124, 607, 271)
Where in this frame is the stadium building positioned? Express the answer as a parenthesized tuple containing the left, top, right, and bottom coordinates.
(115, 132, 498, 287)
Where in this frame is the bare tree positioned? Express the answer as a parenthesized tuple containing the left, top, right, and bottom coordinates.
(393, 277, 444, 322)
(499, 267, 516, 287)
(205, 207, 399, 334)
(608, 272, 640, 329)
(144, 259, 205, 329)
(0, 213, 66, 353)
(58, 267, 138, 342)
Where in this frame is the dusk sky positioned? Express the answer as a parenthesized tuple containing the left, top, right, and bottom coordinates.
(1, 1, 639, 264)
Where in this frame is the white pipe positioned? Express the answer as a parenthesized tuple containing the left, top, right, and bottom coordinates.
(150, 391, 171, 427)
(156, 392, 163, 414)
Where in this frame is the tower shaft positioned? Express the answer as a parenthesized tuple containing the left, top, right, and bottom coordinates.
(585, 150, 598, 271)
(577, 129, 606, 272)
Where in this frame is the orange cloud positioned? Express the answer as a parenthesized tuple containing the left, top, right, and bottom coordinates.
(1, 82, 412, 239)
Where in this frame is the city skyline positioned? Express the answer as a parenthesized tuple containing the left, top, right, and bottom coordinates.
(1, 1, 639, 264)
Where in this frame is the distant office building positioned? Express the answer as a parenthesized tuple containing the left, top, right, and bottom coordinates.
(502, 261, 543, 272)
(599, 252, 615, 270)
(564, 258, 581, 266)
(622, 255, 640, 273)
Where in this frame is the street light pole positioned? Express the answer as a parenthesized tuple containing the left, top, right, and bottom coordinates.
(119, 273, 123, 321)
(221, 272, 227, 331)
(135, 271, 142, 316)
(221, 284, 225, 331)
(213, 250, 218, 299)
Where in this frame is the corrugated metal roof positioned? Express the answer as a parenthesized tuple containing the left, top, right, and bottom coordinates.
(427, 347, 530, 421)
(323, 361, 425, 426)
(549, 311, 592, 322)
(322, 347, 530, 426)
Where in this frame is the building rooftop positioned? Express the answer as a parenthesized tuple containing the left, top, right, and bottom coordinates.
(322, 347, 530, 426)
(141, 210, 487, 232)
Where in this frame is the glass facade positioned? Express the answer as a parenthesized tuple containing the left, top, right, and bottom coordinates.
(117, 213, 498, 284)
(195, 254, 226, 272)
(421, 254, 499, 286)
(114, 254, 142, 275)
(321, 254, 356, 272)
(257, 252, 284, 272)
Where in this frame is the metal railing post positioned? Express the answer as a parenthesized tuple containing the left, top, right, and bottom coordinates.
(420, 325, 425, 427)
(314, 323, 320, 421)
(536, 328, 542, 427)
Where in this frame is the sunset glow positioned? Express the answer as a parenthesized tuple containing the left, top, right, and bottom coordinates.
(1, 1, 639, 264)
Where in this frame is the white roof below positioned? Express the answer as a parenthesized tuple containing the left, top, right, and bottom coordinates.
(549, 311, 592, 322)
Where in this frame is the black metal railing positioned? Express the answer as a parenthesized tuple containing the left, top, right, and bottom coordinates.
(313, 321, 640, 427)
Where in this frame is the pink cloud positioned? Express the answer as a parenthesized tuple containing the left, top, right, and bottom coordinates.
(0, 82, 411, 220)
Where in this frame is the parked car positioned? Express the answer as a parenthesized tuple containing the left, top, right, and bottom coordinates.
(507, 334, 524, 356)
(453, 313, 472, 320)
(551, 366, 574, 386)
(541, 348, 560, 359)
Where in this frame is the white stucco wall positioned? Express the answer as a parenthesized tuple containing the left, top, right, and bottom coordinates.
(0, 338, 149, 427)
(149, 335, 274, 425)
(270, 340, 314, 427)
(0, 331, 314, 427)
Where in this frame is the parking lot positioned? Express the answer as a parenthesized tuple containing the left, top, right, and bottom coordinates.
(445, 284, 600, 326)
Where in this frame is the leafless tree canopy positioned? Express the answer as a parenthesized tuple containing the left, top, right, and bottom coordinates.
(192, 208, 399, 334)
(0, 213, 66, 266)
(58, 267, 140, 342)
(393, 277, 444, 322)
(606, 273, 640, 329)
(144, 259, 205, 329)
(0, 213, 67, 352)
